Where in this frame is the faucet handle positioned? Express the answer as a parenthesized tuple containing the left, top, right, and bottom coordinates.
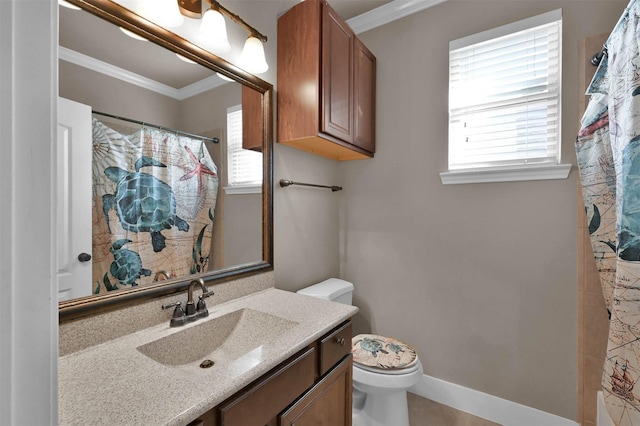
(202, 290, 215, 299)
(162, 301, 187, 327)
(196, 296, 209, 318)
(162, 301, 181, 310)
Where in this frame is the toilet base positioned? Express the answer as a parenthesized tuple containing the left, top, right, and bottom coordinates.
(352, 388, 411, 426)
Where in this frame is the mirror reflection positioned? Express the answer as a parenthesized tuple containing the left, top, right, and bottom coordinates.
(58, 3, 268, 311)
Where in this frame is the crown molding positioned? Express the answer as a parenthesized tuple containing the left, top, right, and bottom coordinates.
(58, 46, 225, 100)
(347, 0, 448, 34)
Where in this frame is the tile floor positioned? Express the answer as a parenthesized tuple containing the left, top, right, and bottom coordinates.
(408, 393, 501, 426)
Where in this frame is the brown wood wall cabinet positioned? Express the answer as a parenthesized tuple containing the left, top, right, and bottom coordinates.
(187, 320, 353, 426)
(242, 85, 263, 152)
(277, 0, 376, 161)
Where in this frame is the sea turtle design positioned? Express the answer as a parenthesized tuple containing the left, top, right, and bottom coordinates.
(102, 156, 190, 252)
(109, 239, 151, 286)
(386, 342, 406, 355)
(356, 337, 389, 358)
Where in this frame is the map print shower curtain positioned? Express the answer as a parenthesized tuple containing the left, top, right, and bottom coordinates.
(576, 1, 640, 423)
(92, 117, 219, 293)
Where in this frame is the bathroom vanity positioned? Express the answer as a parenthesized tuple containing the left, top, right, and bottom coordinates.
(191, 320, 353, 426)
(58, 287, 357, 425)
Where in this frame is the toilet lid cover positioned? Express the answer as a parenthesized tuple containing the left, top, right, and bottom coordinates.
(351, 334, 418, 370)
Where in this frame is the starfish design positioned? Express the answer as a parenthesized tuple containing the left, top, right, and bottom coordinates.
(180, 145, 216, 192)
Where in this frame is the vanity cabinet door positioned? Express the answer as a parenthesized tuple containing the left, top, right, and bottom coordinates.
(279, 355, 353, 426)
(219, 347, 316, 426)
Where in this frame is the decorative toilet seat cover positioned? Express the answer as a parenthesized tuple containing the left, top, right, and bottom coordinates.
(351, 334, 418, 371)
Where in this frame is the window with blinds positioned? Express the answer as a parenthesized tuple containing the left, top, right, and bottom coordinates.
(226, 105, 262, 192)
(446, 9, 563, 178)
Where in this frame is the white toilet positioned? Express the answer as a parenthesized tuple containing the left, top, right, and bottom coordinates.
(297, 278, 423, 426)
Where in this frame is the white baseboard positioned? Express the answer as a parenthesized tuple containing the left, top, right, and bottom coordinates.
(410, 375, 579, 426)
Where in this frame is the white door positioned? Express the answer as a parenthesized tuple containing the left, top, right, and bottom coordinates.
(57, 97, 93, 301)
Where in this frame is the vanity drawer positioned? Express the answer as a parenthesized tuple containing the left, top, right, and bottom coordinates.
(219, 346, 316, 426)
(319, 321, 352, 376)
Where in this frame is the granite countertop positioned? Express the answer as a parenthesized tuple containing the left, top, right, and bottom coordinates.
(58, 288, 358, 425)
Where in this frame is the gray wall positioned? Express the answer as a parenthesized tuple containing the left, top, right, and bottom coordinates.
(264, 0, 627, 420)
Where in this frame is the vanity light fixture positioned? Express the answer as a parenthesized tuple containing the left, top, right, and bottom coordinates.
(178, 0, 269, 74)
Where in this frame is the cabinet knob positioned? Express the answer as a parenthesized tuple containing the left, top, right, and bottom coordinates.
(78, 253, 92, 262)
(336, 337, 346, 347)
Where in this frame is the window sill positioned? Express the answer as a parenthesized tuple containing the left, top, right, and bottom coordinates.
(439, 164, 572, 185)
(223, 184, 262, 195)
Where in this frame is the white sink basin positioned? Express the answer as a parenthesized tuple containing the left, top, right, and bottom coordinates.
(137, 308, 298, 367)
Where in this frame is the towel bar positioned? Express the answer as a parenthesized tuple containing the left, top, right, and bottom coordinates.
(279, 179, 342, 192)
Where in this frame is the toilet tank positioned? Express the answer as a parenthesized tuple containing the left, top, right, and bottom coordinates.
(296, 278, 354, 305)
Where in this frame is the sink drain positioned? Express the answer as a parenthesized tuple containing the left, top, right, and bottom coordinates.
(199, 359, 215, 368)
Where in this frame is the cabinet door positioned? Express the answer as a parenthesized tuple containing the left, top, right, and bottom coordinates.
(353, 38, 376, 153)
(322, 3, 354, 144)
(279, 355, 353, 426)
(219, 347, 316, 425)
(242, 85, 263, 152)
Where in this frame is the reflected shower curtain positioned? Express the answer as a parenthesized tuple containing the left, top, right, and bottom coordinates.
(92, 117, 219, 293)
(576, 1, 640, 424)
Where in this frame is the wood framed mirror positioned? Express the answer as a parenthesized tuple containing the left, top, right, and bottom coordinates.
(58, 0, 273, 322)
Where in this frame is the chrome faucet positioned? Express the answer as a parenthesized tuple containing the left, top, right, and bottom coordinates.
(185, 278, 214, 321)
(161, 278, 215, 327)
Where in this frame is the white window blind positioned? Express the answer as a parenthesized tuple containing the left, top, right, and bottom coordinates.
(448, 9, 562, 172)
(226, 105, 262, 190)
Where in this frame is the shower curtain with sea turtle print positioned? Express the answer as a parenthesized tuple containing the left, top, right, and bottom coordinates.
(576, 1, 640, 423)
(91, 116, 219, 294)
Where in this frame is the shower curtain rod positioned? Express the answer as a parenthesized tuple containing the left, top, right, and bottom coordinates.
(92, 110, 220, 144)
(279, 179, 343, 192)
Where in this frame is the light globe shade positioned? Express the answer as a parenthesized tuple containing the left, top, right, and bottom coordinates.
(196, 9, 231, 53)
(142, 0, 184, 28)
(240, 36, 269, 74)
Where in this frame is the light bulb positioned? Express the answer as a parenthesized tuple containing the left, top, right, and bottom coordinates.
(196, 9, 231, 53)
(240, 36, 269, 74)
